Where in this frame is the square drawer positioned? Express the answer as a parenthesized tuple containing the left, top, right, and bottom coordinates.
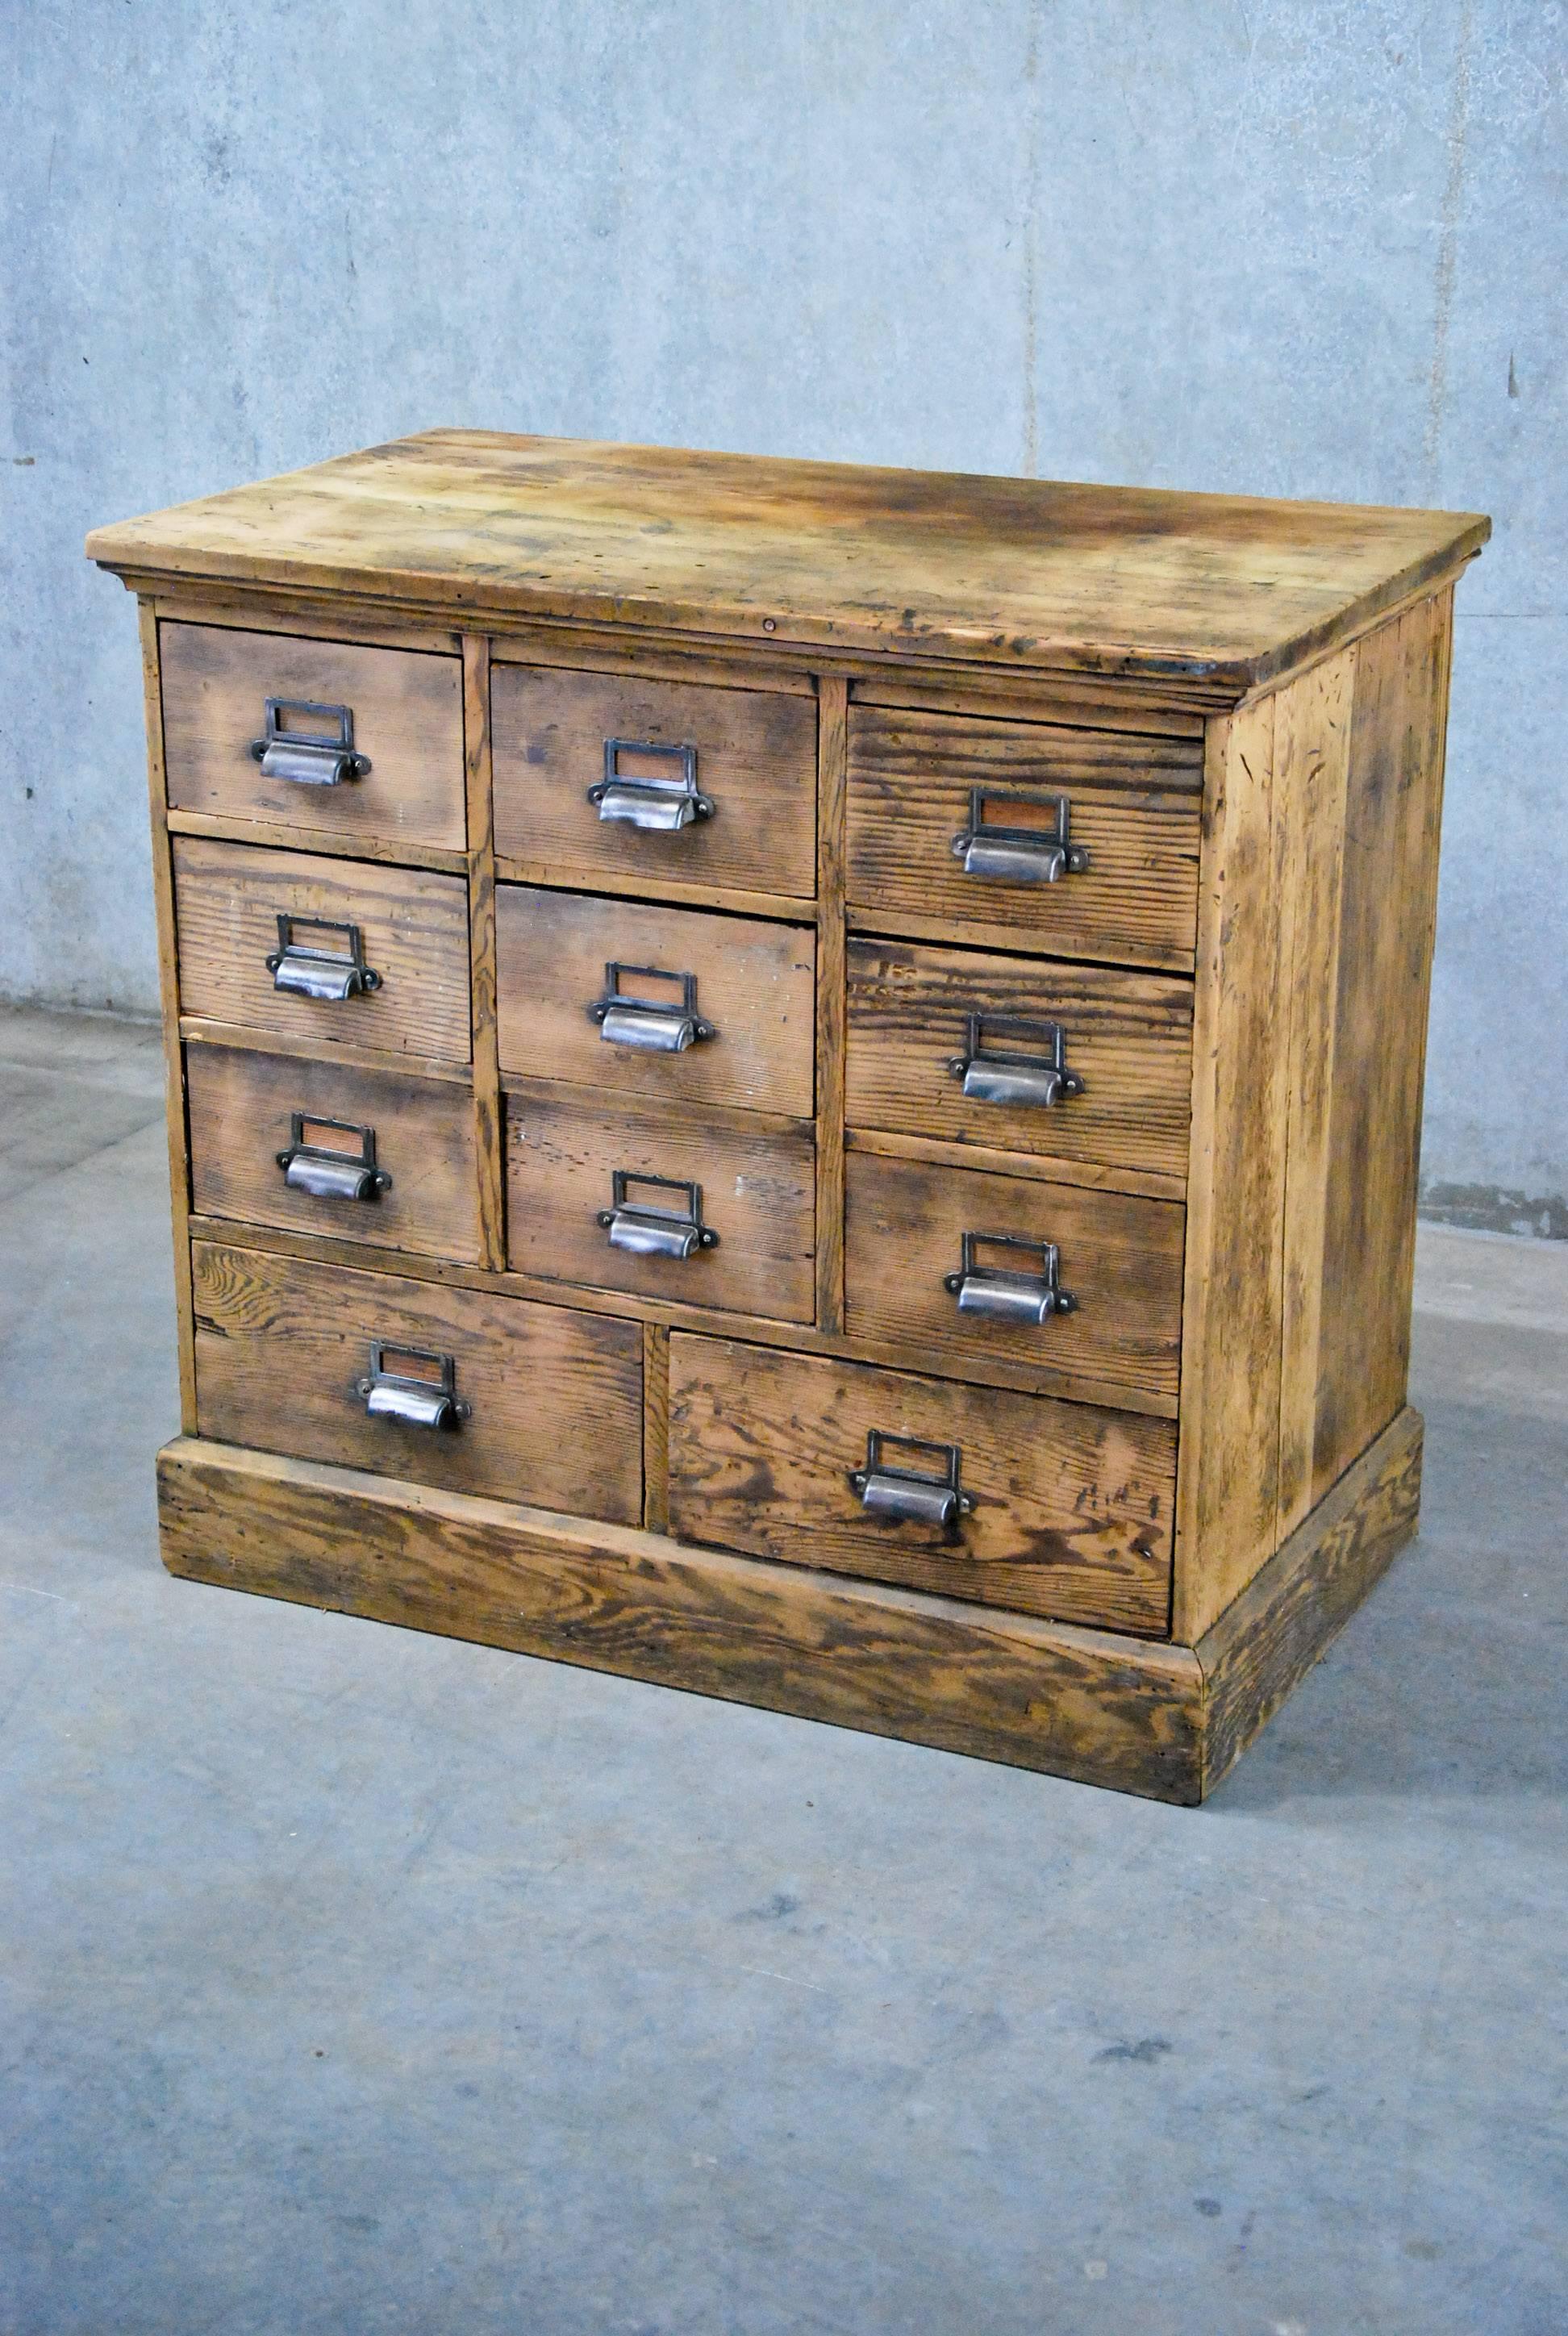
(173, 836, 471, 1064)
(186, 1043, 481, 1262)
(667, 1336, 1174, 1634)
(844, 1149, 1183, 1406)
(846, 705, 1202, 969)
(491, 663, 817, 899)
(496, 885, 815, 1116)
(161, 622, 465, 853)
(191, 1240, 644, 1522)
(846, 938, 1192, 1182)
(505, 1090, 815, 1324)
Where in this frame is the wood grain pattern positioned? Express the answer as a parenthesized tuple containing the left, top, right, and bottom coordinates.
(172, 836, 472, 1064)
(153, 588, 465, 657)
(667, 1336, 1174, 1634)
(505, 1086, 815, 1324)
(846, 936, 1192, 1181)
(185, 1043, 480, 1262)
(181, 1018, 471, 1086)
(846, 1126, 1186, 1203)
(156, 1436, 1207, 1801)
(165, 808, 467, 876)
(844, 1149, 1184, 1408)
(90, 429, 1489, 690)
(1172, 695, 1285, 1641)
(491, 662, 817, 899)
(815, 677, 849, 1333)
(161, 619, 465, 851)
(494, 858, 816, 928)
(1199, 1406, 1423, 1795)
(495, 885, 815, 1116)
(850, 671, 1206, 737)
(141, 603, 198, 1433)
(191, 1239, 642, 1521)
(846, 705, 1203, 970)
(1308, 594, 1454, 1508)
(642, 1322, 671, 1534)
(463, 636, 507, 1268)
(1274, 648, 1354, 1538)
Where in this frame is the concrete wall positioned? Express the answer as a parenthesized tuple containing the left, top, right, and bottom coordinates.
(2, 1, 1562, 1231)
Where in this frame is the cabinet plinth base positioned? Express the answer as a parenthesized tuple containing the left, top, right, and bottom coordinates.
(156, 1407, 1423, 1804)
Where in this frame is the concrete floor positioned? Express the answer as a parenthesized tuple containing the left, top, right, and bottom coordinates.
(1, 1004, 1563, 2336)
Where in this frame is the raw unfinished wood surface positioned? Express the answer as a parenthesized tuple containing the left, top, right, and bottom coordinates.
(504, 1086, 815, 1324)
(845, 936, 1192, 1182)
(844, 1149, 1184, 1408)
(89, 430, 1488, 689)
(666, 1335, 1174, 1633)
(157, 1437, 1207, 1800)
(172, 835, 472, 1065)
(185, 1042, 481, 1262)
(97, 432, 1484, 1798)
(491, 661, 817, 899)
(160, 619, 466, 853)
(846, 705, 1203, 971)
(495, 885, 816, 1116)
(191, 1239, 643, 1521)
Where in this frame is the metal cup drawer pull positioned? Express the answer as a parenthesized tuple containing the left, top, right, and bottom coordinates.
(590, 961, 716, 1053)
(276, 1112, 391, 1203)
(586, 740, 714, 831)
(265, 912, 382, 1002)
(948, 1012, 1085, 1110)
(951, 788, 1089, 884)
(597, 1170, 719, 1259)
(249, 697, 370, 787)
(355, 1342, 471, 1430)
(944, 1230, 1078, 1324)
(849, 1430, 975, 1534)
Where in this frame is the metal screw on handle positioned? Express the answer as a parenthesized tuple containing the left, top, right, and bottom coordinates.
(849, 1430, 975, 1534)
(249, 698, 369, 786)
(950, 788, 1090, 884)
(586, 740, 714, 830)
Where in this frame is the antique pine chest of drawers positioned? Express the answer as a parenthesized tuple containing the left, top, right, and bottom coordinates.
(88, 432, 1488, 1802)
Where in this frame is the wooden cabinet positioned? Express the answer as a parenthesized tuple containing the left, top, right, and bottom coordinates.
(89, 430, 1487, 1802)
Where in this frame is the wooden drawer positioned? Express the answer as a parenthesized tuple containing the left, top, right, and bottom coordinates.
(496, 884, 815, 1116)
(186, 1043, 480, 1262)
(667, 1337, 1174, 1634)
(846, 938, 1192, 1183)
(192, 1239, 642, 1522)
(173, 836, 471, 1064)
(844, 1149, 1183, 1406)
(491, 664, 817, 899)
(161, 622, 465, 853)
(846, 705, 1202, 970)
(505, 1090, 815, 1324)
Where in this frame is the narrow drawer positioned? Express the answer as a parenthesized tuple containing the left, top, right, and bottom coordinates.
(173, 836, 471, 1063)
(505, 1091, 815, 1324)
(846, 705, 1202, 970)
(491, 663, 817, 899)
(496, 884, 815, 1116)
(186, 1043, 480, 1262)
(844, 1149, 1183, 1405)
(161, 622, 465, 853)
(192, 1239, 643, 1522)
(667, 1337, 1174, 1634)
(846, 938, 1192, 1181)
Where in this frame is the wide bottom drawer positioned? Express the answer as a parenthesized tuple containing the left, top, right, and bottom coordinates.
(666, 1336, 1174, 1634)
(192, 1240, 643, 1524)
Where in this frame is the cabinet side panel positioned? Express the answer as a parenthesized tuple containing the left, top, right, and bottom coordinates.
(1275, 649, 1356, 1539)
(1174, 695, 1283, 1642)
(1309, 590, 1454, 1504)
(141, 599, 198, 1433)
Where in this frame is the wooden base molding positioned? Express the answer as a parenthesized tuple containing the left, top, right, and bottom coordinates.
(155, 1405, 1422, 1805)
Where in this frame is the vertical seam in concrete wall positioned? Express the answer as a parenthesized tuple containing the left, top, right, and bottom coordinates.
(1422, 0, 1476, 496)
(1022, 1, 1042, 477)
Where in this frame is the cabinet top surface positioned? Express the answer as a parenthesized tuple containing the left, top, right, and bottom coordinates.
(88, 428, 1488, 689)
